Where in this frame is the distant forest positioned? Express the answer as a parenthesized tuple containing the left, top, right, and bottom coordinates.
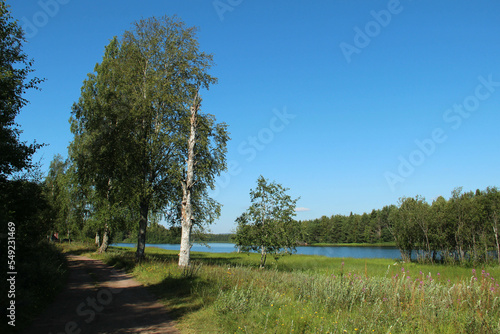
(298, 208, 394, 245)
(114, 224, 234, 244)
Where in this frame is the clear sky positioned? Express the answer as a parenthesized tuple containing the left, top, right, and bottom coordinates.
(8, 0, 500, 233)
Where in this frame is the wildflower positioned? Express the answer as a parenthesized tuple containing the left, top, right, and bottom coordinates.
(472, 269, 476, 275)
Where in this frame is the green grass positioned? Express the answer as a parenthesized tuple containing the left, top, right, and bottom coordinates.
(72, 243, 500, 333)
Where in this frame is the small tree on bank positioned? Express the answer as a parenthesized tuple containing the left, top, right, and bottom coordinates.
(235, 176, 300, 268)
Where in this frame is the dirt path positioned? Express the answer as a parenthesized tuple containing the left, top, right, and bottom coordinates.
(23, 255, 179, 334)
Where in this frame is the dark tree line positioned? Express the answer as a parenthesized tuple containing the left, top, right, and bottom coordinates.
(0, 0, 47, 244)
(1, 3, 68, 331)
(299, 206, 395, 245)
(114, 229, 233, 244)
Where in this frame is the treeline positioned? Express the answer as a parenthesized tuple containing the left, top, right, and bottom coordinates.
(300, 186, 500, 265)
(389, 187, 500, 265)
(299, 207, 394, 245)
(114, 224, 182, 244)
(113, 224, 234, 244)
(193, 233, 234, 243)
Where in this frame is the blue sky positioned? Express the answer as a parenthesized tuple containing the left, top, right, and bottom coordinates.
(9, 0, 500, 233)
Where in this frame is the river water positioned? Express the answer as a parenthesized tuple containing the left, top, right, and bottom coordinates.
(113, 243, 402, 259)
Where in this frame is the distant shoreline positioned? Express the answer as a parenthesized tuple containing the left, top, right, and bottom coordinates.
(115, 241, 397, 247)
(305, 242, 396, 248)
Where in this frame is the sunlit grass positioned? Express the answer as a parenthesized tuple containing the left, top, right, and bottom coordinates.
(71, 243, 500, 333)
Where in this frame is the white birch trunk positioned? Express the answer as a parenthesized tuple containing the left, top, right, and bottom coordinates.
(179, 93, 198, 267)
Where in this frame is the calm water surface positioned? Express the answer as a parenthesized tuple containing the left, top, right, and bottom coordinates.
(113, 243, 402, 259)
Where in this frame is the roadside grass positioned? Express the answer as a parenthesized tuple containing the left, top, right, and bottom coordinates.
(0, 241, 68, 333)
(79, 244, 500, 333)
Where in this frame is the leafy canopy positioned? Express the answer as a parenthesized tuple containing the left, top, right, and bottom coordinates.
(0, 0, 44, 180)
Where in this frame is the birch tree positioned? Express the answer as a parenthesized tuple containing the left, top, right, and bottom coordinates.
(178, 92, 229, 267)
(484, 187, 500, 264)
(235, 176, 299, 268)
(70, 16, 227, 261)
(178, 95, 198, 267)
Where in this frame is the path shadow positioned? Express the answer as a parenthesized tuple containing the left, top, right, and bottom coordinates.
(23, 255, 179, 334)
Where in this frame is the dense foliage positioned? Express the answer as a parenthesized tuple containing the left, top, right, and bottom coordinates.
(0, 0, 48, 245)
(0, 0, 43, 181)
(299, 206, 395, 245)
(0, 4, 68, 333)
(115, 223, 182, 244)
(389, 187, 500, 264)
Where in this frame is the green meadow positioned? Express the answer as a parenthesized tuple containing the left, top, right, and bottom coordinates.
(62, 243, 500, 333)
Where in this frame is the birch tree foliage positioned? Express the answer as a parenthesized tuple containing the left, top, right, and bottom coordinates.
(69, 16, 226, 261)
(235, 176, 300, 268)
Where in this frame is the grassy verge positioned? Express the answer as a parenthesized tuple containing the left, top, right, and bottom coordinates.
(78, 244, 500, 333)
(1, 241, 68, 333)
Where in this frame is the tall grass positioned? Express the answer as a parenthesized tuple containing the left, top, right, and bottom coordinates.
(87, 245, 500, 333)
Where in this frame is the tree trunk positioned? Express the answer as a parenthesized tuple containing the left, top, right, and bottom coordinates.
(179, 92, 198, 268)
(98, 224, 109, 253)
(179, 220, 193, 267)
(135, 200, 148, 262)
(260, 245, 267, 269)
(95, 231, 101, 248)
(424, 232, 431, 263)
(472, 233, 477, 263)
(492, 213, 500, 265)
